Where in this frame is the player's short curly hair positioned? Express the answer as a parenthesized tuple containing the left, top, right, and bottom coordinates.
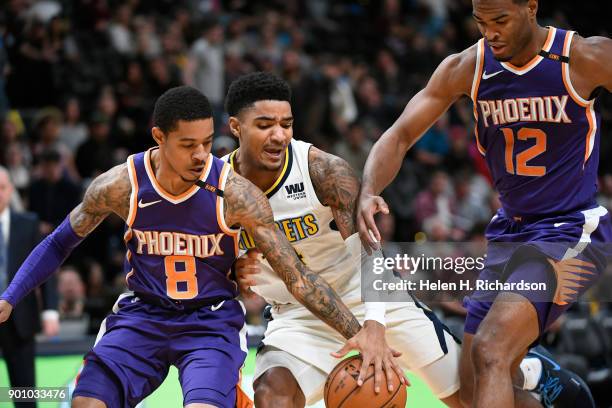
(224, 72, 291, 117)
(153, 86, 212, 133)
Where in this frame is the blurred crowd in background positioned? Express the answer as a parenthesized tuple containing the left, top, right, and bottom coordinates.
(1, 0, 611, 392)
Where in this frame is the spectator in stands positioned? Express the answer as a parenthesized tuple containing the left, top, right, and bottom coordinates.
(355, 75, 394, 130)
(0, 116, 32, 175)
(107, 4, 135, 57)
(452, 170, 492, 236)
(160, 17, 188, 63)
(75, 112, 115, 179)
(7, 19, 58, 107)
(184, 18, 225, 116)
(147, 56, 182, 98)
(328, 57, 359, 135)
(333, 121, 372, 177)
(224, 18, 248, 59)
(414, 113, 450, 167)
(27, 149, 81, 235)
(442, 126, 472, 174)
(4, 142, 30, 196)
(374, 49, 409, 111)
(413, 170, 455, 232)
(116, 60, 151, 130)
(254, 21, 284, 67)
(57, 266, 85, 320)
(380, 156, 424, 241)
(83, 261, 118, 335)
(95, 86, 135, 150)
(290, 57, 336, 142)
(134, 15, 162, 59)
(31, 108, 79, 181)
(58, 97, 87, 153)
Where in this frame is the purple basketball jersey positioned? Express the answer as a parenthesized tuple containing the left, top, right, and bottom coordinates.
(123, 148, 240, 304)
(472, 27, 601, 218)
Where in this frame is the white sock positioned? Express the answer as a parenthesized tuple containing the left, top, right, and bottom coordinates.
(520, 357, 543, 391)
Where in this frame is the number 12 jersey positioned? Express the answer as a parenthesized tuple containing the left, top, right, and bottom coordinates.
(472, 27, 601, 218)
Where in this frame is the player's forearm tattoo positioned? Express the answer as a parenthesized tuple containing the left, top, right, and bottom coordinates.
(70, 164, 131, 237)
(308, 147, 360, 239)
(224, 171, 362, 339)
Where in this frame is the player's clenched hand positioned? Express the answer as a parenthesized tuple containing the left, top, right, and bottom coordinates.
(357, 193, 389, 254)
(0, 300, 14, 324)
(234, 250, 261, 298)
(331, 320, 409, 393)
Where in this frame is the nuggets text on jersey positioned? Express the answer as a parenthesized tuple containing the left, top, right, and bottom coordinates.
(239, 213, 319, 250)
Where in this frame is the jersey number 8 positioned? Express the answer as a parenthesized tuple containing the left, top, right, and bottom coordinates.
(164, 255, 198, 299)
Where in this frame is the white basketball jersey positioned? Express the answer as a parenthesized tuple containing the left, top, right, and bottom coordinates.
(223, 139, 360, 305)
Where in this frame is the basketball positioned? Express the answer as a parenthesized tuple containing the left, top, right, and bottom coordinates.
(324, 355, 407, 408)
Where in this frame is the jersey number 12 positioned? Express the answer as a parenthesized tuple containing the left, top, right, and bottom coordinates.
(501, 127, 547, 176)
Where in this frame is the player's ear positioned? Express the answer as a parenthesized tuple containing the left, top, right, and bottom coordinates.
(228, 117, 240, 140)
(527, 0, 538, 20)
(151, 127, 166, 146)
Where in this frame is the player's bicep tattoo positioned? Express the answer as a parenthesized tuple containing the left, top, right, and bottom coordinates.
(224, 171, 296, 263)
(309, 147, 360, 239)
(224, 169, 275, 227)
(70, 164, 131, 237)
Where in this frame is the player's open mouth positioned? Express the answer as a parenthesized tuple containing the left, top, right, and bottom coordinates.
(263, 147, 284, 160)
(190, 167, 204, 175)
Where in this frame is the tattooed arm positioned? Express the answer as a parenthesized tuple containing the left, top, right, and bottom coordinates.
(309, 147, 408, 391)
(308, 146, 360, 239)
(224, 169, 361, 339)
(70, 163, 131, 236)
(0, 164, 130, 314)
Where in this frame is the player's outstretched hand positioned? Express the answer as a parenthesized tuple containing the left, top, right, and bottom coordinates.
(0, 300, 14, 324)
(234, 250, 261, 298)
(357, 193, 389, 254)
(331, 320, 409, 394)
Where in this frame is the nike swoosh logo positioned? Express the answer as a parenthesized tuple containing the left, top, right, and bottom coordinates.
(211, 300, 225, 311)
(482, 70, 503, 80)
(554, 222, 568, 228)
(138, 199, 162, 208)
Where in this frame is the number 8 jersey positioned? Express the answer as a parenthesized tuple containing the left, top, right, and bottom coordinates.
(123, 147, 240, 304)
(472, 27, 601, 218)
